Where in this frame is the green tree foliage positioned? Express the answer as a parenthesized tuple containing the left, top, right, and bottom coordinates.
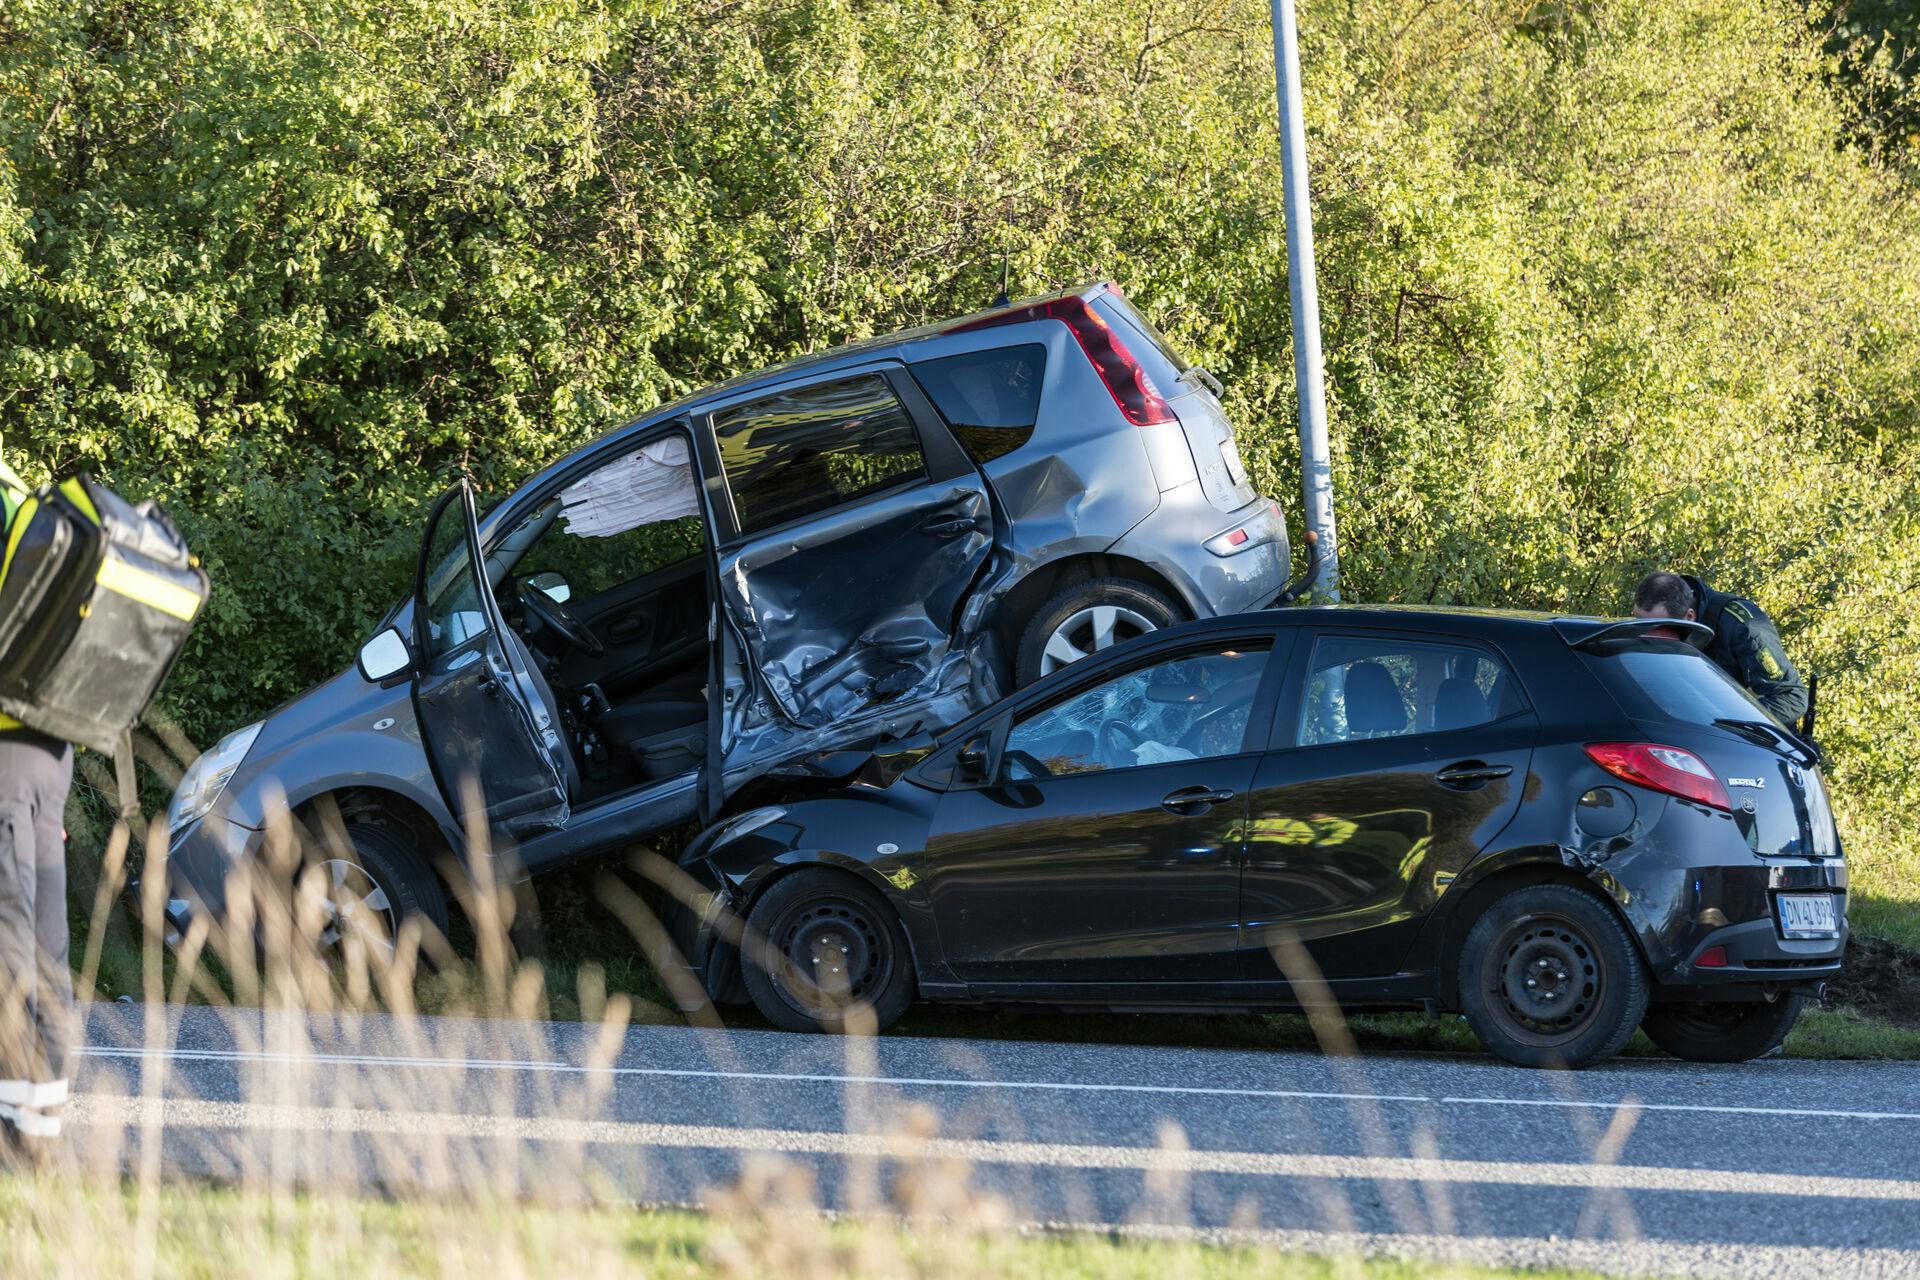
(2, 0, 1916, 936)
(1821, 0, 1920, 151)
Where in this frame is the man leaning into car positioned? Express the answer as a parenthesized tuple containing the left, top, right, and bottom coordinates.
(1631, 570, 1808, 728)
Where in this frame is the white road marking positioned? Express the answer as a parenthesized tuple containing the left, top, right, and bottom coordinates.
(66, 1094, 1920, 1202)
(78, 1043, 1920, 1123)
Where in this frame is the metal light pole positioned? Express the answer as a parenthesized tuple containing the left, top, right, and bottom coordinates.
(1269, 0, 1340, 601)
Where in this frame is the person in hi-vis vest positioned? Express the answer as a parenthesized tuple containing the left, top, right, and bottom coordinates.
(0, 438, 76, 1157)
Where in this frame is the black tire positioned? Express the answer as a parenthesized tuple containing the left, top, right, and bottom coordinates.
(303, 824, 452, 961)
(1458, 884, 1650, 1069)
(1641, 993, 1805, 1063)
(1013, 577, 1184, 687)
(740, 869, 915, 1034)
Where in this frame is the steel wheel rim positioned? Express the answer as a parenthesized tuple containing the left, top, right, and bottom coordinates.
(778, 899, 887, 1012)
(1484, 913, 1603, 1046)
(1039, 604, 1157, 676)
(304, 857, 398, 958)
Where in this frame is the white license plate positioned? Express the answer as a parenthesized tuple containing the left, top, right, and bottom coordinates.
(1776, 893, 1839, 938)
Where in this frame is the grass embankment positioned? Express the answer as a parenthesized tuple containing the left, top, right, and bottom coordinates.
(0, 1176, 1603, 1280)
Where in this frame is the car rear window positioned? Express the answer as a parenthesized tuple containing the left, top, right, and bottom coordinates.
(909, 344, 1046, 464)
(1579, 642, 1766, 727)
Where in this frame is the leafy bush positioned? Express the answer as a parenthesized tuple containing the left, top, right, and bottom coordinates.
(3, 0, 1916, 937)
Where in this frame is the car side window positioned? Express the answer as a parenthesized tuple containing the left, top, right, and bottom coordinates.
(1002, 643, 1270, 781)
(713, 374, 926, 536)
(909, 344, 1046, 464)
(499, 437, 708, 601)
(1297, 635, 1521, 747)
(420, 489, 487, 662)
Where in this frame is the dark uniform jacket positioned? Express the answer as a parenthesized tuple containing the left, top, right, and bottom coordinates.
(1682, 575, 1807, 728)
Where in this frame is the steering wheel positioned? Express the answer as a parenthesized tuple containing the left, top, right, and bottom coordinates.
(1099, 718, 1145, 762)
(514, 577, 605, 657)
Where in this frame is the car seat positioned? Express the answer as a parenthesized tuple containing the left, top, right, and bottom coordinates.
(597, 696, 708, 780)
(1432, 675, 1491, 732)
(1342, 661, 1410, 738)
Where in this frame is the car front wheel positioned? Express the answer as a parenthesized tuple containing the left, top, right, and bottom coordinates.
(740, 869, 915, 1034)
(298, 823, 451, 965)
(1015, 577, 1184, 686)
(1458, 884, 1650, 1069)
(1641, 993, 1805, 1062)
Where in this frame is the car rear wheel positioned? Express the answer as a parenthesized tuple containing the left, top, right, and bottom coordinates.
(1015, 578, 1184, 686)
(298, 824, 451, 965)
(1641, 993, 1805, 1063)
(740, 869, 915, 1034)
(1458, 884, 1649, 1069)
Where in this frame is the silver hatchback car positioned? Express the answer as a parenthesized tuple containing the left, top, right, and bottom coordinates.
(163, 282, 1291, 942)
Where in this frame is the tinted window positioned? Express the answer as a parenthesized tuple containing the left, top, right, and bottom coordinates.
(910, 344, 1046, 463)
(1002, 644, 1269, 780)
(713, 374, 925, 536)
(1580, 642, 1765, 726)
(1297, 635, 1521, 746)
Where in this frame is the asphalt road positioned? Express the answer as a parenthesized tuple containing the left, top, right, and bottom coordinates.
(67, 1003, 1920, 1279)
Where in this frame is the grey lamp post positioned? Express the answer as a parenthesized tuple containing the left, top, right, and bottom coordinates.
(1269, 0, 1341, 600)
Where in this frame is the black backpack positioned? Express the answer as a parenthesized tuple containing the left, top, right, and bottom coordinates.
(0, 475, 209, 756)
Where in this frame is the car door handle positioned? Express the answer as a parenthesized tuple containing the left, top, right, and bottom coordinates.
(920, 515, 977, 538)
(1436, 761, 1513, 789)
(1161, 785, 1236, 814)
(607, 616, 645, 642)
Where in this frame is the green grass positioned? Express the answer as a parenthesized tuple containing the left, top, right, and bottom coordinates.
(0, 1175, 1606, 1280)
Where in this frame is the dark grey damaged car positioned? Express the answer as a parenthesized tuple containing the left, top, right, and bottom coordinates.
(162, 283, 1292, 942)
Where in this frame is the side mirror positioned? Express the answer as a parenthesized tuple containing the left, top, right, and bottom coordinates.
(526, 571, 572, 604)
(357, 627, 414, 682)
(954, 732, 994, 784)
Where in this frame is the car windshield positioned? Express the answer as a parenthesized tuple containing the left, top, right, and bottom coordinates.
(1579, 640, 1766, 727)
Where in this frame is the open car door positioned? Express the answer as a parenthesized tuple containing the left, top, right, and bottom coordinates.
(412, 481, 571, 835)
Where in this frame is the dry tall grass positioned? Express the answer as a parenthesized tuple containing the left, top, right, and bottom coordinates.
(7, 721, 1629, 1280)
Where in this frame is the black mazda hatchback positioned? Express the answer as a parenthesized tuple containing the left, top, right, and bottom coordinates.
(668, 606, 1846, 1068)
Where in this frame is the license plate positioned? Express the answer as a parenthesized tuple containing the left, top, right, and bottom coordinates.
(1776, 892, 1840, 939)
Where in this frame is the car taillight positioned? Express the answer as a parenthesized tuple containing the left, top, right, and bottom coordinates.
(1583, 742, 1732, 812)
(947, 291, 1175, 426)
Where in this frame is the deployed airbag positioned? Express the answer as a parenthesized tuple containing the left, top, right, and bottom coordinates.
(559, 437, 699, 538)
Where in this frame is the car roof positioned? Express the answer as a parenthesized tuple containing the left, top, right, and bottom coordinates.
(613, 281, 1110, 431)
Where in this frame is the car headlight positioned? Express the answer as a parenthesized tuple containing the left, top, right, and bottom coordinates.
(167, 722, 263, 835)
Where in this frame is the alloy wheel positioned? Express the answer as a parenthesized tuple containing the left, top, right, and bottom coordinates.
(303, 857, 398, 958)
(1039, 604, 1157, 676)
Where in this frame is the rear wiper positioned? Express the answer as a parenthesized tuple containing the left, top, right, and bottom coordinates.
(1714, 717, 1819, 767)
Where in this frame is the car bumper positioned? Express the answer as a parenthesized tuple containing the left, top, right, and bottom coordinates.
(1106, 487, 1290, 619)
(1621, 854, 1847, 988)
